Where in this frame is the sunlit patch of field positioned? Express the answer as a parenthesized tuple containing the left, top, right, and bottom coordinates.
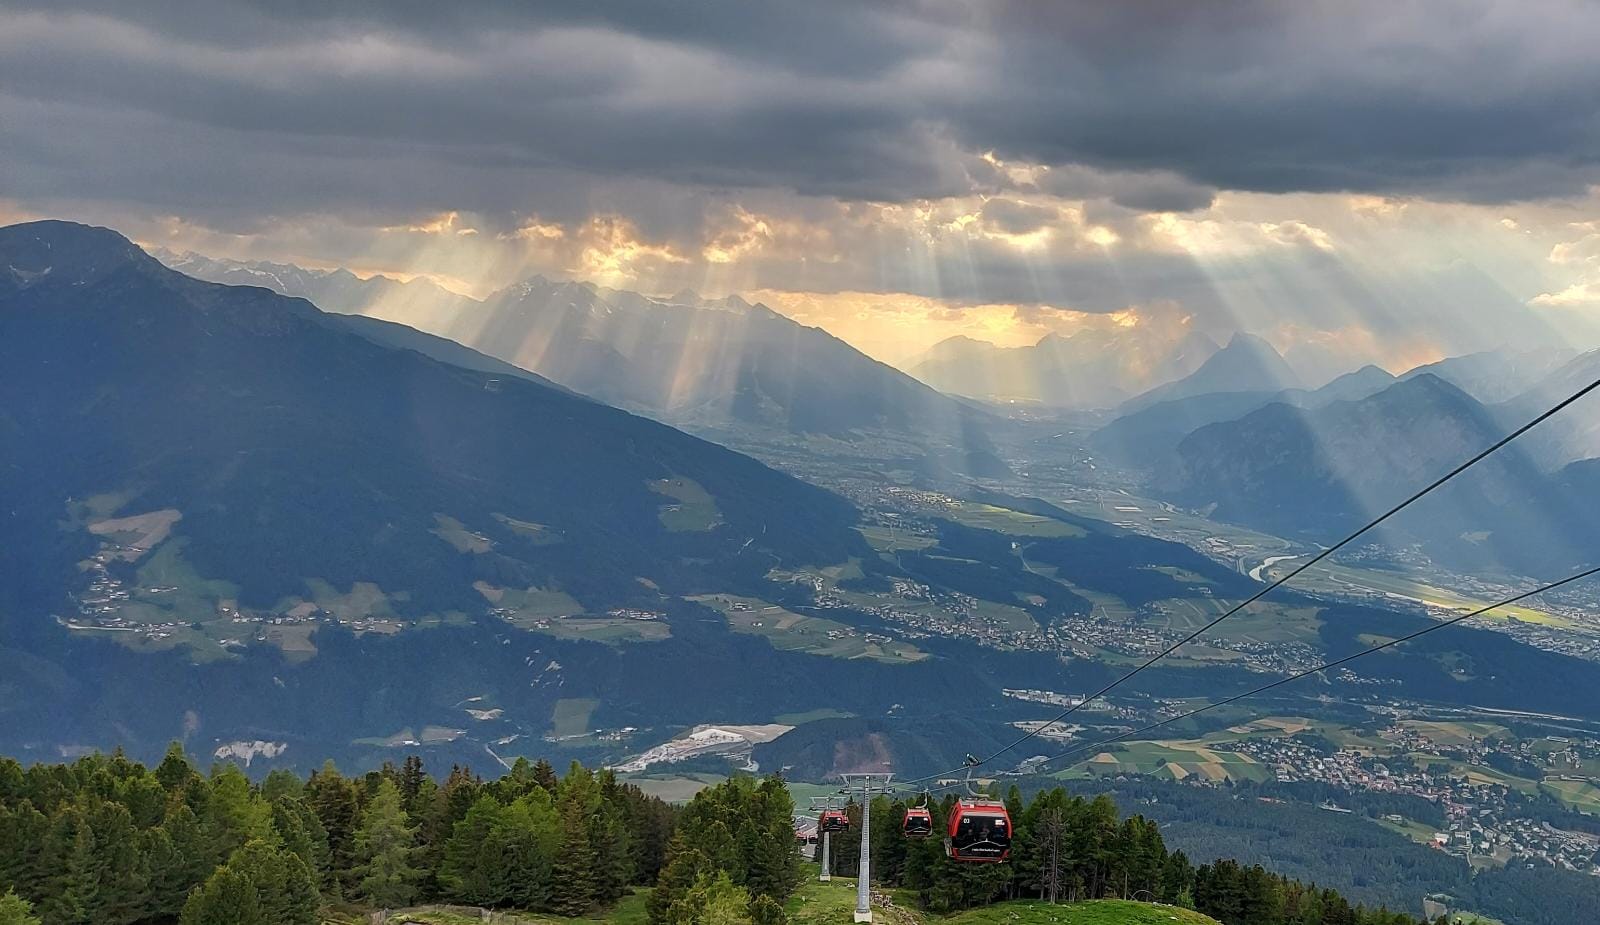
(431, 513, 493, 553)
(689, 593, 926, 662)
(353, 725, 466, 748)
(493, 512, 564, 545)
(260, 622, 318, 661)
(622, 772, 727, 804)
(943, 501, 1087, 537)
(1540, 778, 1600, 813)
(1269, 561, 1582, 630)
(307, 578, 405, 621)
(1378, 815, 1444, 845)
(1062, 740, 1272, 783)
(648, 476, 723, 532)
(87, 508, 183, 560)
(476, 582, 666, 644)
(1399, 720, 1509, 746)
(1226, 716, 1314, 736)
(857, 525, 937, 551)
(474, 581, 583, 618)
(539, 617, 670, 645)
(551, 697, 600, 738)
(774, 708, 856, 725)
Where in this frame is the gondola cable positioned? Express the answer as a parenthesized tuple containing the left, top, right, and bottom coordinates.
(896, 373, 1600, 789)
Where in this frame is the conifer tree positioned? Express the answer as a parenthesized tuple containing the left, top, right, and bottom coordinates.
(0, 802, 48, 902)
(0, 890, 39, 925)
(353, 780, 421, 909)
(180, 866, 264, 925)
(38, 807, 98, 925)
(304, 760, 360, 893)
(226, 840, 318, 925)
(550, 796, 597, 915)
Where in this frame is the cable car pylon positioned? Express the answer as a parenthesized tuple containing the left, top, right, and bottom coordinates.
(838, 772, 894, 923)
(808, 796, 846, 882)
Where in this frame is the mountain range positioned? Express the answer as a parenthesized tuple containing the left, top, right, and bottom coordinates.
(0, 221, 929, 764)
(159, 251, 995, 457)
(1089, 364, 1398, 464)
(1168, 374, 1598, 578)
(907, 326, 1219, 408)
(1117, 332, 1303, 413)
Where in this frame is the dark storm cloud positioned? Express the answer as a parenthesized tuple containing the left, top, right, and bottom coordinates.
(2, 0, 1599, 226)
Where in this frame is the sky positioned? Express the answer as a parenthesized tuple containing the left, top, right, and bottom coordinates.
(4, 1, 1600, 368)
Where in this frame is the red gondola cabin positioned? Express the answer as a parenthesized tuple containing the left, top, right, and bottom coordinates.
(818, 809, 849, 833)
(945, 799, 1011, 862)
(902, 806, 934, 838)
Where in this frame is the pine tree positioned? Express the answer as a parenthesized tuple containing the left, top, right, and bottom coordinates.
(549, 796, 597, 915)
(0, 890, 39, 925)
(270, 797, 332, 890)
(206, 765, 272, 856)
(180, 866, 264, 925)
(748, 892, 787, 925)
(226, 840, 318, 925)
(0, 802, 48, 902)
(85, 797, 149, 924)
(666, 872, 751, 925)
(38, 807, 98, 925)
(438, 795, 504, 904)
(398, 756, 427, 814)
(648, 841, 713, 925)
(154, 743, 198, 793)
(532, 759, 559, 794)
(588, 796, 634, 903)
(304, 760, 360, 895)
(353, 779, 421, 909)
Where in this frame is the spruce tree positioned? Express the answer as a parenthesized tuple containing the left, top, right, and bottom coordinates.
(38, 807, 98, 925)
(180, 866, 264, 925)
(304, 760, 360, 894)
(0, 802, 48, 902)
(549, 796, 597, 915)
(86, 798, 149, 924)
(0, 890, 39, 925)
(353, 779, 421, 909)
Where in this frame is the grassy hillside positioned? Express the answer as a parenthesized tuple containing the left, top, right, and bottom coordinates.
(943, 899, 1222, 925)
(786, 875, 1220, 925)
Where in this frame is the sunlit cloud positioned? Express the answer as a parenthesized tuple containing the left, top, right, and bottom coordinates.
(382, 211, 479, 236)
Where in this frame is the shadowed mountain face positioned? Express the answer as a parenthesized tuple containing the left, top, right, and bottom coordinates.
(0, 221, 869, 624)
(1119, 333, 1302, 413)
(1168, 375, 1598, 578)
(1090, 364, 1398, 466)
(160, 252, 993, 451)
(908, 327, 1219, 409)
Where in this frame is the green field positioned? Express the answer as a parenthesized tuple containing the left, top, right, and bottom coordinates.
(1379, 815, 1444, 846)
(493, 512, 564, 545)
(1540, 778, 1600, 813)
(944, 502, 1087, 537)
(857, 525, 937, 552)
(476, 583, 668, 643)
(551, 698, 600, 738)
(1263, 560, 1582, 630)
(324, 887, 651, 925)
(1062, 740, 1273, 783)
(1400, 720, 1509, 747)
(941, 899, 1220, 925)
(431, 513, 494, 553)
(620, 773, 728, 804)
(690, 594, 926, 663)
(775, 708, 857, 725)
(649, 477, 723, 532)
